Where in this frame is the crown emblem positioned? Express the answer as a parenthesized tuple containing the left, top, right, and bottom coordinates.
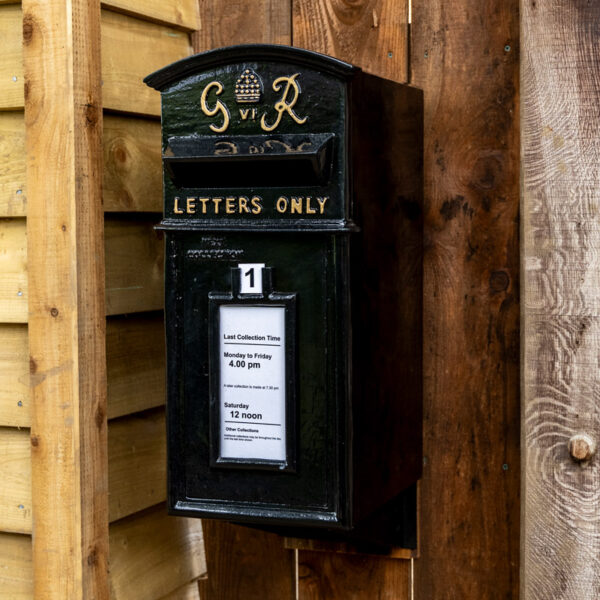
(235, 68, 263, 104)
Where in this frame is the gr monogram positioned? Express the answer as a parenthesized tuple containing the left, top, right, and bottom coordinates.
(199, 73, 307, 134)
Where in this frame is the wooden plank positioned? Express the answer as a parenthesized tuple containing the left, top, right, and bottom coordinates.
(108, 409, 166, 522)
(0, 428, 31, 534)
(298, 551, 410, 600)
(285, 537, 417, 560)
(101, 10, 191, 116)
(105, 218, 164, 315)
(101, 0, 199, 32)
(201, 521, 294, 600)
(0, 112, 26, 216)
(108, 504, 206, 600)
(0, 218, 27, 323)
(23, 0, 108, 596)
(159, 581, 201, 600)
(103, 115, 162, 212)
(0, 532, 32, 599)
(0, 324, 28, 427)
(193, 0, 291, 51)
(521, 1, 600, 597)
(106, 314, 165, 419)
(293, 0, 408, 82)
(0, 5, 23, 110)
(410, 0, 520, 598)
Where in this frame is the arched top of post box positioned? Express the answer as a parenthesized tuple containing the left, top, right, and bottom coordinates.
(144, 44, 359, 91)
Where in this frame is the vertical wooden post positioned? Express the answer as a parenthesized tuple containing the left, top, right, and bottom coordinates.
(521, 1, 600, 597)
(23, 0, 108, 597)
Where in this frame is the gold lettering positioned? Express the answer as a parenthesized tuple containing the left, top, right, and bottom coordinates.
(225, 197, 236, 214)
(251, 197, 263, 214)
(239, 196, 250, 213)
(239, 108, 250, 120)
(251, 108, 257, 120)
(317, 197, 328, 214)
(306, 197, 316, 214)
(186, 197, 196, 214)
(276, 196, 288, 213)
(198, 198, 210, 214)
(201, 81, 230, 133)
(212, 197, 223, 213)
(261, 74, 307, 132)
(291, 197, 302, 214)
(174, 196, 183, 214)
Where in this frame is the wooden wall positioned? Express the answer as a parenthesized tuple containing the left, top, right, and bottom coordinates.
(194, 0, 520, 598)
(0, 1, 206, 598)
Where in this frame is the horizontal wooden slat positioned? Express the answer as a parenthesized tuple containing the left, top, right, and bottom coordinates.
(0, 324, 28, 427)
(104, 115, 162, 212)
(108, 409, 166, 522)
(101, 0, 199, 32)
(0, 112, 26, 216)
(0, 218, 27, 322)
(0, 5, 23, 110)
(109, 504, 206, 600)
(159, 580, 202, 600)
(0, 428, 31, 534)
(107, 314, 165, 419)
(101, 10, 191, 116)
(0, 532, 32, 598)
(105, 218, 164, 316)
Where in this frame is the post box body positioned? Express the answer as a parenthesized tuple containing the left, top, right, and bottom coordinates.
(145, 46, 422, 545)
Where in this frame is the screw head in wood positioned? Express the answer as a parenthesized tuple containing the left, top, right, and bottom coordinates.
(568, 433, 597, 462)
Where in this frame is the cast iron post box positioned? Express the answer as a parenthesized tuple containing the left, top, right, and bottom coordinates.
(145, 45, 423, 547)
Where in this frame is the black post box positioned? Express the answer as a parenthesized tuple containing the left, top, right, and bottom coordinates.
(145, 45, 422, 547)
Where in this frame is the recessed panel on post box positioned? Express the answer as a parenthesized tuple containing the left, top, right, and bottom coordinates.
(145, 45, 423, 547)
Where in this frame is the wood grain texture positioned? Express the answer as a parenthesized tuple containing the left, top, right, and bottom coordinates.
(159, 580, 202, 600)
(105, 218, 164, 315)
(293, 0, 408, 82)
(298, 551, 410, 600)
(108, 408, 166, 522)
(101, 0, 199, 31)
(0, 324, 28, 427)
(410, 0, 520, 598)
(108, 504, 206, 600)
(0, 427, 31, 534)
(101, 10, 191, 116)
(0, 112, 26, 216)
(0, 532, 32, 599)
(106, 314, 165, 419)
(0, 4, 23, 110)
(521, 1, 600, 597)
(200, 521, 294, 600)
(0, 218, 27, 323)
(103, 115, 162, 212)
(193, 0, 291, 51)
(23, 0, 108, 596)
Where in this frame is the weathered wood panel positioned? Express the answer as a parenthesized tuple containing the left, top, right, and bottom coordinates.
(0, 324, 28, 427)
(0, 532, 32, 599)
(293, 0, 408, 82)
(104, 115, 162, 213)
(107, 314, 165, 419)
(105, 218, 164, 315)
(23, 0, 108, 596)
(101, 0, 199, 31)
(109, 505, 206, 600)
(0, 4, 23, 110)
(160, 581, 201, 600)
(193, 0, 291, 51)
(0, 112, 26, 216)
(0, 427, 31, 534)
(0, 218, 27, 323)
(101, 10, 191, 116)
(521, 1, 600, 597)
(200, 521, 294, 600)
(410, 0, 520, 598)
(108, 409, 166, 522)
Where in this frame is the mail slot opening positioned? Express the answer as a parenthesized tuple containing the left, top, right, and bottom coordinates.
(164, 133, 334, 188)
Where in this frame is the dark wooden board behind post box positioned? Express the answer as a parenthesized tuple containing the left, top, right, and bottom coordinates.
(145, 45, 423, 548)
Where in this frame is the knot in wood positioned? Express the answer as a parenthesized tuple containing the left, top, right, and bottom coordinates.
(568, 433, 596, 462)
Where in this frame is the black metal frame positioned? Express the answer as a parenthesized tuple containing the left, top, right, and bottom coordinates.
(207, 267, 297, 472)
